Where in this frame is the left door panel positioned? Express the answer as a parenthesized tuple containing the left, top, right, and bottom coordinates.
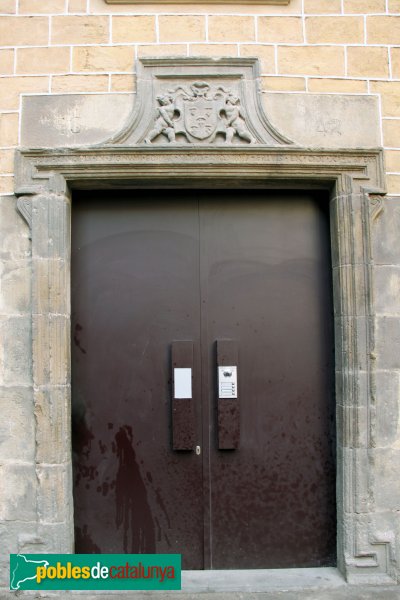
(71, 191, 204, 568)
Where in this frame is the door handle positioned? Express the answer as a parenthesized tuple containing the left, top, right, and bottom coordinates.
(171, 341, 195, 451)
(217, 340, 240, 450)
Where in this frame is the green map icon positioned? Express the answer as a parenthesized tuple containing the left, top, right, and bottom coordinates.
(10, 554, 49, 590)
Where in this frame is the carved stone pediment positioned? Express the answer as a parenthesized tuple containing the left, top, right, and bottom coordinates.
(108, 57, 293, 147)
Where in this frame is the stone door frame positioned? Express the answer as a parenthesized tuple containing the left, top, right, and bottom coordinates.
(14, 143, 397, 586)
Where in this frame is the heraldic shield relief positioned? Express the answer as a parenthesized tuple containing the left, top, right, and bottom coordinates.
(145, 81, 255, 145)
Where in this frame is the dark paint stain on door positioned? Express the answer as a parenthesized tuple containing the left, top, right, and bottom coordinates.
(114, 425, 155, 553)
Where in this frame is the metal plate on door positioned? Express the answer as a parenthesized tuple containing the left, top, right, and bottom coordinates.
(218, 366, 237, 398)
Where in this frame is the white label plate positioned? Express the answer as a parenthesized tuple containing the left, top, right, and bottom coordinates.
(174, 368, 192, 399)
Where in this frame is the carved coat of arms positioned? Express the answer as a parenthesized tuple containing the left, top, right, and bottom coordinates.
(145, 81, 254, 145)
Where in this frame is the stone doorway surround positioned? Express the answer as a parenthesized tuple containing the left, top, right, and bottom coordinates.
(13, 57, 398, 591)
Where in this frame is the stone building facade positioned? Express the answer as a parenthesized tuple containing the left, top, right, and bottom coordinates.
(1, 0, 400, 597)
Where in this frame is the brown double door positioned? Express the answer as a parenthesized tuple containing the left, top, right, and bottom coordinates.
(71, 189, 336, 569)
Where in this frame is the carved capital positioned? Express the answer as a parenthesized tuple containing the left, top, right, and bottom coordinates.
(16, 195, 33, 236)
(369, 194, 385, 222)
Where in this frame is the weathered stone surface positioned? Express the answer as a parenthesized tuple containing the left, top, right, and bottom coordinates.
(0, 196, 30, 263)
(0, 521, 38, 588)
(332, 265, 369, 317)
(374, 266, 400, 316)
(0, 316, 31, 386)
(35, 387, 71, 464)
(32, 315, 70, 387)
(33, 259, 69, 315)
(375, 316, 400, 370)
(372, 449, 400, 510)
(0, 464, 36, 521)
(0, 387, 34, 462)
(0, 259, 30, 315)
(372, 371, 400, 449)
(21, 94, 133, 147)
(372, 198, 400, 265)
(263, 93, 380, 148)
(37, 464, 72, 524)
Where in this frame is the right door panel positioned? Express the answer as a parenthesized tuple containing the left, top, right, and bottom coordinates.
(202, 191, 336, 568)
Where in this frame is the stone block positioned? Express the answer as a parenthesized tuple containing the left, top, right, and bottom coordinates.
(32, 259, 69, 315)
(0, 16, 48, 46)
(0, 176, 13, 195)
(51, 16, 109, 45)
(31, 195, 69, 260)
(239, 45, 275, 73)
(0, 76, 49, 111)
(334, 316, 369, 373)
(0, 0, 16, 14)
(37, 464, 72, 524)
(385, 151, 400, 173)
(190, 44, 237, 58)
(21, 94, 132, 147)
(372, 198, 400, 265)
(306, 16, 364, 44)
(368, 16, 400, 44)
(68, 0, 87, 12)
(110, 74, 135, 92)
(308, 78, 368, 93)
(371, 82, 400, 117)
(258, 17, 303, 43)
(372, 371, 400, 449)
(347, 47, 389, 79)
(387, 176, 400, 196)
(338, 447, 370, 513)
(344, 0, 386, 11)
(372, 449, 400, 510)
(392, 48, 400, 79)
(304, 0, 341, 12)
(73, 45, 134, 72)
(112, 15, 156, 43)
(19, 0, 65, 12)
(0, 259, 30, 315)
(36, 522, 74, 553)
(0, 112, 19, 146)
(137, 44, 187, 57)
(374, 266, 400, 316)
(159, 16, 205, 42)
(263, 93, 379, 147)
(0, 316, 31, 386)
(0, 387, 34, 462)
(17, 47, 70, 75)
(261, 76, 305, 91)
(32, 315, 69, 387)
(0, 521, 38, 587)
(375, 316, 400, 370)
(337, 403, 369, 450)
(0, 149, 13, 174)
(51, 74, 109, 93)
(0, 49, 14, 74)
(0, 464, 36, 521)
(278, 46, 345, 76)
(208, 16, 255, 42)
(389, 0, 400, 11)
(332, 265, 369, 318)
(35, 387, 71, 464)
